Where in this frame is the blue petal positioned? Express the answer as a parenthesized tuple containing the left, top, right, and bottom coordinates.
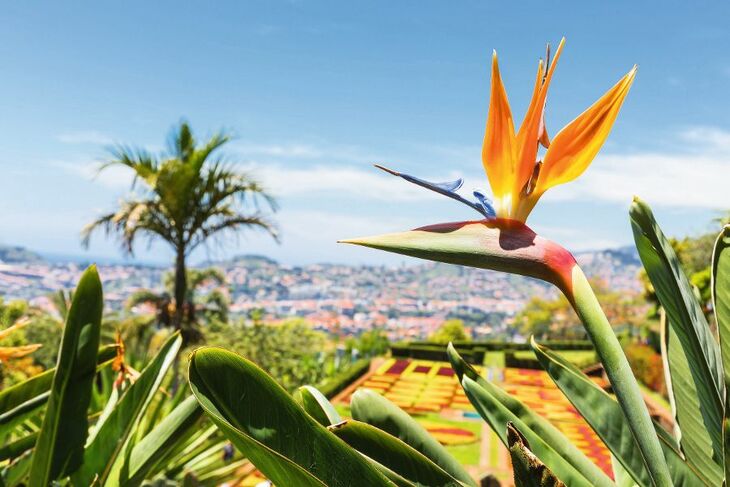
(473, 190, 497, 219)
(374, 164, 494, 219)
(433, 178, 464, 192)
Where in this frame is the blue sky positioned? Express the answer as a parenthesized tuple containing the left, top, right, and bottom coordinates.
(1, 1, 729, 266)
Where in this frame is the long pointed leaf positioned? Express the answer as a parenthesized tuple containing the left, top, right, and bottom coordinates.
(531, 339, 710, 486)
(294, 385, 342, 427)
(29, 265, 103, 484)
(188, 347, 393, 487)
(664, 320, 723, 483)
(712, 225, 730, 480)
(658, 310, 681, 442)
(124, 395, 202, 486)
(350, 388, 476, 487)
(715, 225, 730, 375)
(630, 198, 723, 472)
(462, 376, 595, 487)
(0, 345, 116, 440)
(331, 419, 466, 487)
(447, 344, 613, 487)
(71, 332, 182, 485)
(0, 431, 38, 462)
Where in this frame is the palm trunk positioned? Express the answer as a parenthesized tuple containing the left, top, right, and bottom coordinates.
(171, 246, 187, 394)
(173, 247, 187, 332)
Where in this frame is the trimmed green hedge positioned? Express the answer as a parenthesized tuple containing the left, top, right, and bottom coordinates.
(408, 340, 594, 351)
(389, 344, 479, 363)
(317, 359, 371, 398)
(505, 350, 598, 370)
(392, 340, 595, 364)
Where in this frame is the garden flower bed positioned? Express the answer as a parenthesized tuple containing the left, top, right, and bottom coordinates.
(334, 357, 613, 477)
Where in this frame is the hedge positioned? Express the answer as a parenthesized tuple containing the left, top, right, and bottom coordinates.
(317, 358, 372, 398)
(390, 344, 480, 363)
(505, 350, 598, 370)
(408, 340, 594, 351)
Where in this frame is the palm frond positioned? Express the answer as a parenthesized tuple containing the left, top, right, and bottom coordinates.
(167, 121, 196, 162)
(100, 145, 159, 189)
(188, 268, 227, 289)
(193, 214, 279, 250)
(81, 199, 175, 254)
(127, 290, 167, 310)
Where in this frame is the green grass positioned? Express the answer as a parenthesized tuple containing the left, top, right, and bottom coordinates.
(334, 404, 351, 417)
(482, 351, 505, 368)
(417, 412, 482, 466)
(511, 350, 597, 369)
(445, 441, 480, 465)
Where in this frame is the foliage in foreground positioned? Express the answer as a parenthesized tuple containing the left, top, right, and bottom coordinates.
(1, 208, 726, 486)
(0, 266, 239, 486)
(182, 200, 730, 487)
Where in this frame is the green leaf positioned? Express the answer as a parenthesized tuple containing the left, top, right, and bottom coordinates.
(156, 424, 219, 479)
(712, 225, 730, 480)
(531, 338, 710, 486)
(664, 320, 723, 484)
(462, 376, 596, 487)
(124, 395, 202, 486)
(350, 388, 476, 487)
(294, 385, 342, 426)
(630, 198, 723, 473)
(658, 311, 681, 443)
(330, 419, 466, 487)
(507, 423, 566, 487)
(29, 265, 104, 484)
(715, 226, 730, 373)
(612, 455, 638, 487)
(188, 346, 393, 487)
(0, 345, 116, 440)
(446, 344, 613, 487)
(0, 431, 38, 462)
(1, 451, 33, 487)
(72, 331, 182, 485)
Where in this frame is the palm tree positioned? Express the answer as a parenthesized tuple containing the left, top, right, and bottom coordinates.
(82, 122, 278, 337)
(128, 267, 229, 338)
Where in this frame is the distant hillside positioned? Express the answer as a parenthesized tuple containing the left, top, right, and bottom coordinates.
(575, 245, 641, 266)
(0, 245, 44, 264)
(227, 254, 279, 267)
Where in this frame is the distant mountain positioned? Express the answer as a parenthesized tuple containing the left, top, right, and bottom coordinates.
(0, 245, 45, 264)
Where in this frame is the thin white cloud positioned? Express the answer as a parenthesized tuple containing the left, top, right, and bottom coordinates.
(229, 140, 379, 164)
(53, 126, 730, 210)
(679, 126, 730, 152)
(250, 164, 460, 202)
(49, 159, 133, 190)
(232, 142, 324, 159)
(56, 131, 114, 146)
(191, 208, 417, 265)
(546, 151, 729, 209)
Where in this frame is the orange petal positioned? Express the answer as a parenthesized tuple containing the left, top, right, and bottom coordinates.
(0, 319, 29, 341)
(482, 50, 516, 204)
(513, 39, 565, 205)
(538, 66, 637, 192)
(0, 344, 41, 361)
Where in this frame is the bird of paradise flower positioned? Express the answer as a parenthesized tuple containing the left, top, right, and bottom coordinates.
(341, 41, 675, 486)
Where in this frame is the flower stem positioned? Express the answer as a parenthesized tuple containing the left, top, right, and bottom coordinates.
(564, 265, 672, 487)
